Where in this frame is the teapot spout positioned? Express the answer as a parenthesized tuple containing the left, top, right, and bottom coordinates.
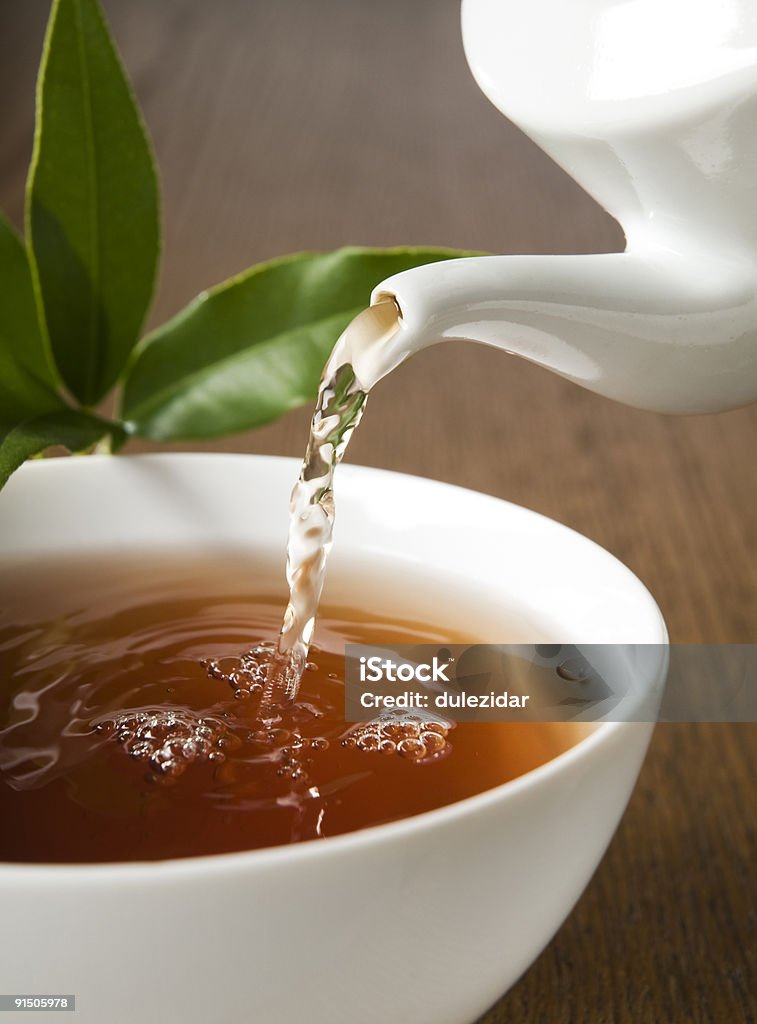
(373, 251, 757, 414)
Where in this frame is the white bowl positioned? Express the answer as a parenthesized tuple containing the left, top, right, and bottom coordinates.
(0, 455, 667, 1024)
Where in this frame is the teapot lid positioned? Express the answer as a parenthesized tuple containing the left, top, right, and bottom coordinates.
(462, 0, 757, 133)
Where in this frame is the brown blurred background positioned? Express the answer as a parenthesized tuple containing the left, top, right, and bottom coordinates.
(1, 1, 754, 1020)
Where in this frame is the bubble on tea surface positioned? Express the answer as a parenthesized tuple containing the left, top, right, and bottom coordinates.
(342, 713, 452, 764)
(205, 640, 307, 708)
(420, 730, 446, 754)
(96, 707, 238, 781)
(356, 732, 380, 752)
(398, 737, 427, 760)
(203, 640, 280, 697)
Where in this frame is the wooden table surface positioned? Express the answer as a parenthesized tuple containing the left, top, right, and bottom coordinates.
(1, 1, 755, 1020)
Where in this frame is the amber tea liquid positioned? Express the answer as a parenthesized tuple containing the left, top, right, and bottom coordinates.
(0, 553, 579, 864)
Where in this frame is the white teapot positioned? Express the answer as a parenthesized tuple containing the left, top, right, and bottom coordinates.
(373, 0, 757, 413)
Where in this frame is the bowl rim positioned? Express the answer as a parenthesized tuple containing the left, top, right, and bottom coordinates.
(0, 453, 668, 883)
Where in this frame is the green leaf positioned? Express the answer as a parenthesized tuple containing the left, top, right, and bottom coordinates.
(0, 410, 124, 492)
(26, 0, 160, 406)
(121, 247, 474, 440)
(0, 213, 64, 427)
